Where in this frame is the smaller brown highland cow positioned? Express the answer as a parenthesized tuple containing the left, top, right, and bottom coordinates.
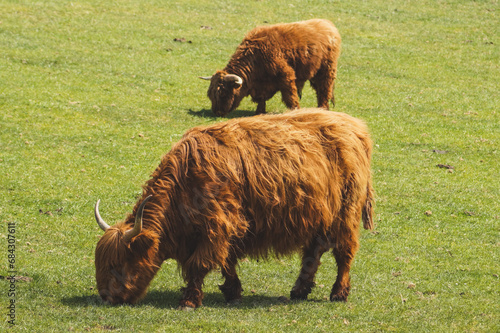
(94, 109, 374, 309)
(201, 19, 341, 116)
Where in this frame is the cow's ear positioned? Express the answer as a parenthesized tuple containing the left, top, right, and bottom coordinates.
(128, 230, 159, 257)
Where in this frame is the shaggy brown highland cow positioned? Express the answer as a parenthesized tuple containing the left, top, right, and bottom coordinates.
(201, 19, 341, 116)
(94, 109, 374, 309)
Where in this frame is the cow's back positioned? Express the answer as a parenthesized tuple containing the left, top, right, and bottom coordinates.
(245, 19, 338, 47)
(243, 19, 341, 81)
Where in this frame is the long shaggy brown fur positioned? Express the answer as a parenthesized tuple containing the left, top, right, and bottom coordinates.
(95, 108, 374, 308)
(205, 19, 341, 116)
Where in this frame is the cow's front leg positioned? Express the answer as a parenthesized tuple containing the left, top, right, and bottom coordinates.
(255, 100, 267, 115)
(276, 62, 300, 110)
(219, 255, 243, 304)
(179, 270, 209, 310)
(280, 83, 300, 110)
(296, 80, 306, 100)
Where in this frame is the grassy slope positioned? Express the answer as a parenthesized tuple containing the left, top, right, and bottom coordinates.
(0, 0, 498, 331)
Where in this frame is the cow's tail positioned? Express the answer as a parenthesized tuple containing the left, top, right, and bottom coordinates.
(362, 184, 375, 230)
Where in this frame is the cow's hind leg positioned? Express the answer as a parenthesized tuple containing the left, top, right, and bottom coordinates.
(310, 61, 337, 110)
(219, 254, 243, 304)
(330, 234, 359, 302)
(290, 236, 329, 300)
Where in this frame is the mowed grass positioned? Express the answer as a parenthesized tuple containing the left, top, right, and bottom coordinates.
(1, 0, 498, 331)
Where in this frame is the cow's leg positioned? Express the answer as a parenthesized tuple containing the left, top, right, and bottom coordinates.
(296, 80, 306, 100)
(255, 100, 267, 115)
(280, 77, 300, 110)
(272, 61, 300, 110)
(179, 269, 209, 309)
(290, 236, 329, 300)
(219, 254, 243, 304)
(331, 81, 336, 107)
(330, 231, 359, 302)
(310, 61, 337, 110)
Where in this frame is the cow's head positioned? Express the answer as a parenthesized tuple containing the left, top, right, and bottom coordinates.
(200, 71, 243, 116)
(94, 195, 160, 305)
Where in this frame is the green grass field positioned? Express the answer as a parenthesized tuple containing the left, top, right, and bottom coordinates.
(1, 0, 498, 331)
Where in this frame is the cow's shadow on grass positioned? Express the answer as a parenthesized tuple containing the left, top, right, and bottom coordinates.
(61, 294, 107, 308)
(62, 290, 301, 309)
(144, 290, 297, 309)
(188, 109, 256, 119)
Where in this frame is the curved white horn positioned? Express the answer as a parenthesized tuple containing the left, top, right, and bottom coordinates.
(223, 74, 243, 86)
(95, 199, 111, 231)
(199, 76, 213, 80)
(123, 195, 153, 242)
